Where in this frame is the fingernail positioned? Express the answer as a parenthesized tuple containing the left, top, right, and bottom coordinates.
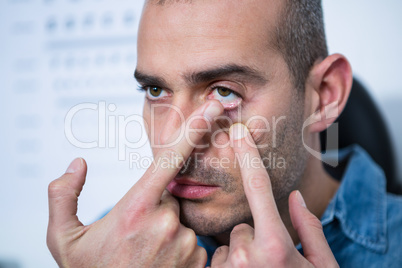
(229, 123, 249, 141)
(66, 158, 83, 174)
(296, 190, 307, 208)
(203, 102, 222, 121)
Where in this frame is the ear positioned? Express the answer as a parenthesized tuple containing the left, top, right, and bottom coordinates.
(306, 54, 353, 133)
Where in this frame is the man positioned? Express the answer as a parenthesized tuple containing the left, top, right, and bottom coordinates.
(47, 0, 402, 267)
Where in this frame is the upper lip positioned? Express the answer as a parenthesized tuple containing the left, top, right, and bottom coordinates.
(173, 177, 217, 187)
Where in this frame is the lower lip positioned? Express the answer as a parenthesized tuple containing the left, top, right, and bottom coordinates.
(167, 180, 219, 199)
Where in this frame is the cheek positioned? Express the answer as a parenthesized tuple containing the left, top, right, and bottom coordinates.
(246, 119, 272, 146)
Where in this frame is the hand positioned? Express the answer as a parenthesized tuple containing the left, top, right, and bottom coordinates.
(47, 101, 223, 267)
(210, 123, 338, 268)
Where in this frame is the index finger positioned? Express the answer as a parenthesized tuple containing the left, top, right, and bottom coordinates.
(130, 100, 224, 206)
(229, 123, 284, 238)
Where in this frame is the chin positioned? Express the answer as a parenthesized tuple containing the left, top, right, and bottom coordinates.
(177, 197, 252, 236)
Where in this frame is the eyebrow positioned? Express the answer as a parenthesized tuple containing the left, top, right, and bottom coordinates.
(134, 64, 268, 88)
(185, 64, 268, 86)
(134, 70, 169, 88)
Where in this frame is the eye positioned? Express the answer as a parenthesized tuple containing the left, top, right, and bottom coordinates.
(141, 86, 169, 100)
(208, 86, 242, 109)
(216, 87, 231, 97)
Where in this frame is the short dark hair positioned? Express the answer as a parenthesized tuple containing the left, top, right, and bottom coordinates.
(147, 0, 328, 91)
(274, 0, 328, 91)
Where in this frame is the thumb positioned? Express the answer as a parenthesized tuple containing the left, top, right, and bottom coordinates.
(48, 158, 87, 232)
(289, 190, 338, 267)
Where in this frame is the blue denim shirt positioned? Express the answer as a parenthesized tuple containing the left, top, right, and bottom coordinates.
(198, 145, 402, 267)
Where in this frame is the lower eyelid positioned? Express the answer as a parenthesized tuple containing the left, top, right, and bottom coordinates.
(209, 90, 242, 108)
(222, 98, 242, 109)
(212, 95, 242, 109)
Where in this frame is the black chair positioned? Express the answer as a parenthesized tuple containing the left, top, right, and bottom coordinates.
(320, 78, 402, 195)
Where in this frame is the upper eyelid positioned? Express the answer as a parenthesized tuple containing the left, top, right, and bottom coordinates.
(209, 84, 243, 98)
(138, 84, 161, 89)
(138, 83, 243, 99)
(138, 85, 171, 94)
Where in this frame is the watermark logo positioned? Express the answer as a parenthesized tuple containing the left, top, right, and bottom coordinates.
(302, 101, 339, 167)
(64, 101, 339, 167)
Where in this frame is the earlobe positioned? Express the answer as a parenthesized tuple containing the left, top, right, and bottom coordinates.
(307, 54, 353, 133)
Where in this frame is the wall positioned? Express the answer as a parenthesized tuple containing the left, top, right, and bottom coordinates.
(323, 0, 402, 180)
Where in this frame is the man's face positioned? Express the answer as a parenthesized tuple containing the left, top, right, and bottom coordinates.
(137, 0, 309, 236)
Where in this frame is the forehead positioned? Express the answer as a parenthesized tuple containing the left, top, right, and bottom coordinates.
(137, 0, 284, 75)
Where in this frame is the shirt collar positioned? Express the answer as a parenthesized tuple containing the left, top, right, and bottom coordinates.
(321, 145, 388, 253)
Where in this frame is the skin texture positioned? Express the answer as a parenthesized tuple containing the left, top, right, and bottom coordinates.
(47, 0, 352, 266)
(139, 0, 307, 238)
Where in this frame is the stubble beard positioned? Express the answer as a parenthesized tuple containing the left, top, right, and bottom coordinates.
(177, 98, 308, 237)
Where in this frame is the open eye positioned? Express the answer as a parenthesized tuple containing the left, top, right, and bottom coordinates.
(208, 87, 242, 109)
(142, 86, 169, 100)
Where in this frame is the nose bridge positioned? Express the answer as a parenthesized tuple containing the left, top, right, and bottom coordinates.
(176, 96, 199, 118)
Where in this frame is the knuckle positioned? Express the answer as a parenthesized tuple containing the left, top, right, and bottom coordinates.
(189, 246, 208, 268)
(270, 249, 289, 266)
(308, 215, 324, 232)
(214, 245, 228, 256)
(159, 133, 168, 146)
(274, 250, 291, 266)
(161, 193, 180, 210)
(232, 223, 251, 233)
(196, 246, 208, 267)
(158, 148, 185, 170)
(300, 213, 323, 233)
(248, 175, 269, 191)
(265, 237, 288, 261)
(159, 132, 173, 146)
(230, 223, 251, 238)
(48, 178, 69, 199)
(265, 238, 296, 266)
(120, 203, 149, 228)
(231, 246, 249, 267)
(180, 228, 197, 249)
(159, 209, 180, 238)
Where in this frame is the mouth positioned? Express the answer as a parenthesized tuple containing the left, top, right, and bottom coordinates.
(167, 177, 220, 199)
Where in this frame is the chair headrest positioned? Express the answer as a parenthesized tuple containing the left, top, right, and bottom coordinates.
(320, 78, 401, 194)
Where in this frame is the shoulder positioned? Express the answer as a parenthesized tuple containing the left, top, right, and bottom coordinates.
(323, 145, 402, 267)
(332, 193, 402, 268)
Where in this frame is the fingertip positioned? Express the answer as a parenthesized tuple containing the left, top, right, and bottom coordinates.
(289, 190, 319, 236)
(289, 191, 335, 265)
(65, 157, 87, 174)
(289, 190, 306, 208)
(48, 159, 87, 229)
(66, 157, 85, 174)
(203, 100, 224, 122)
(288, 191, 303, 228)
(295, 190, 307, 208)
(229, 123, 249, 144)
(63, 158, 87, 193)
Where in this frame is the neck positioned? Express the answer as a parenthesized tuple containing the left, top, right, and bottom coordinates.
(288, 153, 340, 245)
